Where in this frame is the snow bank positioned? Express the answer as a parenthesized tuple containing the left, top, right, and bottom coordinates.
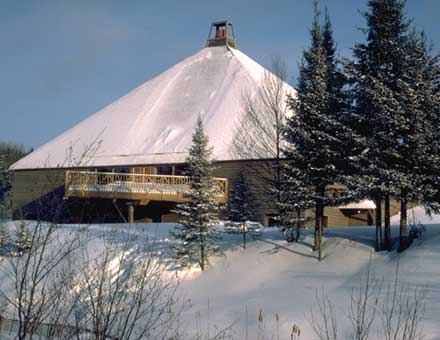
(1, 221, 439, 339)
(391, 205, 440, 225)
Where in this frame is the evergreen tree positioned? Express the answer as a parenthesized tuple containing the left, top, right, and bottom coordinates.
(284, 1, 355, 259)
(419, 37, 440, 212)
(322, 9, 350, 123)
(0, 171, 12, 219)
(0, 142, 30, 219)
(0, 223, 8, 248)
(227, 170, 256, 223)
(227, 170, 256, 249)
(321, 8, 363, 203)
(348, 0, 410, 251)
(394, 30, 440, 250)
(15, 222, 32, 255)
(172, 116, 220, 271)
(278, 169, 314, 242)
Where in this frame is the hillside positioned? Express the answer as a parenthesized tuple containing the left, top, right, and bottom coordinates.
(1, 208, 439, 339)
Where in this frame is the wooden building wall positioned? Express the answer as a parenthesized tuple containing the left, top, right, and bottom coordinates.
(11, 162, 402, 227)
(12, 169, 65, 218)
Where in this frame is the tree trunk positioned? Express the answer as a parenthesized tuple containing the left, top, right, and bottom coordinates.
(384, 195, 392, 251)
(375, 197, 382, 251)
(399, 199, 408, 252)
(317, 204, 323, 261)
(200, 226, 205, 271)
(242, 222, 246, 249)
(313, 205, 320, 251)
(296, 207, 301, 241)
(313, 202, 323, 260)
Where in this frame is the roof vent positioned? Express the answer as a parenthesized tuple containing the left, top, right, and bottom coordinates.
(206, 20, 236, 48)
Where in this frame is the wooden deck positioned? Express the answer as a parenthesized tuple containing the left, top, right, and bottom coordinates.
(64, 170, 228, 204)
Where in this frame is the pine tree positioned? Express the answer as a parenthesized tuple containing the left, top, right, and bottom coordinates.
(348, 0, 411, 251)
(0, 143, 29, 219)
(393, 30, 440, 251)
(284, 1, 355, 259)
(227, 170, 256, 248)
(321, 8, 363, 203)
(0, 223, 8, 249)
(172, 116, 220, 271)
(227, 170, 256, 223)
(322, 9, 350, 122)
(278, 168, 314, 242)
(419, 36, 440, 212)
(0, 171, 11, 219)
(15, 222, 32, 255)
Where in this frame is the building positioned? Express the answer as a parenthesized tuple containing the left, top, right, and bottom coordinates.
(10, 21, 394, 226)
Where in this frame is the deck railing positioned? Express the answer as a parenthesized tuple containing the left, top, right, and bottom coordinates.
(64, 170, 228, 203)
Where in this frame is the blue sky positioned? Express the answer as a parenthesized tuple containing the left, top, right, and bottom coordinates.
(1, 0, 439, 149)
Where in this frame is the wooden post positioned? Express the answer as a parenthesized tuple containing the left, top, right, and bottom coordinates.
(128, 203, 135, 224)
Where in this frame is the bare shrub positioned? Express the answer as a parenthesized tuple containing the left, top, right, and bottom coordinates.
(0, 220, 86, 340)
(309, 258, 427, 340)
(379, 263, 427, 340)
(309, 290, 338, 340)
(69, 238, 185, 340)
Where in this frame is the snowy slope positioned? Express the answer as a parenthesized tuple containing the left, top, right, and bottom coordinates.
(391, 205, 440, 225)
(10, 46, 295, 170)
(1, 220, 439, 339)
(178, 226, 440, 339)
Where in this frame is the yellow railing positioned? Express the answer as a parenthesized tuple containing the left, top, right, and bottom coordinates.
(64, 170, 228, 203)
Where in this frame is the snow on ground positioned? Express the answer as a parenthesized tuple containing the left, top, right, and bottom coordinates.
(1, 209, 440, 339)
(390, 205, 440, 225)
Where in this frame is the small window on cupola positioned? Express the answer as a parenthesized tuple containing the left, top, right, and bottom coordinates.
(206, 20, 237, 48)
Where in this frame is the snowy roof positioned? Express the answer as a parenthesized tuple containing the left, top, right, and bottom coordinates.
(339, 200, 376, 210)
(11, 46, 295, 170)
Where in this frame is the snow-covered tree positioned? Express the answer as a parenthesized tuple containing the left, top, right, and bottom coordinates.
(278, 169, 314, 242)
(0, 142, 29, 219)
(419, 37, 440, 213)
(393, 30, 440, 251)
(227, 170, 256, 249)
(0, 170, 11, 219)
(172, 116, 220, 271)
(348, 0, 411, 251)
(0, 223, 8, 248)
(15, 222, 32, 255)
(227, 170, 256, 223)
(284, 1, 355, 259)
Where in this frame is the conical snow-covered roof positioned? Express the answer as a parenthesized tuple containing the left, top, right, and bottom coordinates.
(11, 45, 295, 170)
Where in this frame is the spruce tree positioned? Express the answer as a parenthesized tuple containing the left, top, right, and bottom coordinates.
(394, 31, 440, 250)
(0, 143, 29, 219)
(284, 1, 355, 259)
(321, 8, 363, 204)
(278, 168, 314, 242)
(348, 0, 410, 251)
(172, 116, 220, 271)
(227, 170, 256, 223)
(419, 36, 440, 212)
(0, 171, 11, 219)
(227, 170, 256, 248)
(0, 223, 8, 249)
(15, 222, 32, 255)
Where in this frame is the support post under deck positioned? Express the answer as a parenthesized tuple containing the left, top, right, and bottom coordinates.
(128, 203, 135, 224)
